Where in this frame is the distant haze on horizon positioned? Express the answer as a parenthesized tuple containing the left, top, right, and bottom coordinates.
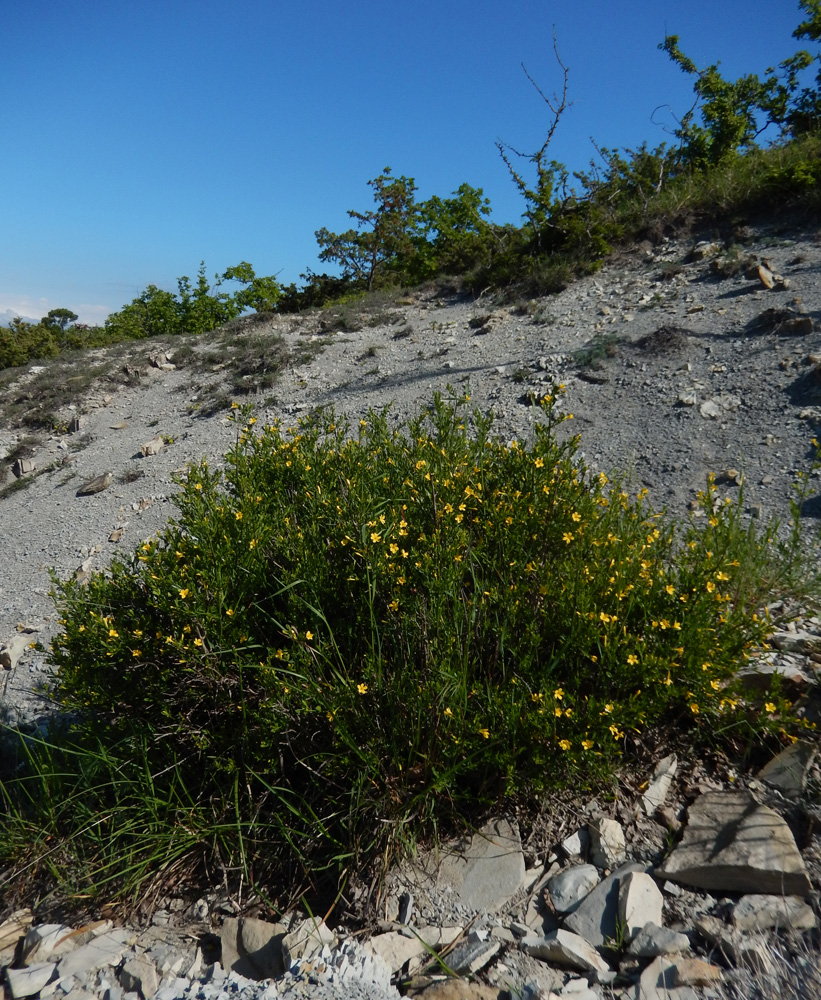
(0, 1, 812, 326)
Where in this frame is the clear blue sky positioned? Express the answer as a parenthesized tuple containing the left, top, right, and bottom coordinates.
(0, 1, 811, 325)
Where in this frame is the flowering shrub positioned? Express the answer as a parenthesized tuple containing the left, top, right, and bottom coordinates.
(4, 390, 804, 902)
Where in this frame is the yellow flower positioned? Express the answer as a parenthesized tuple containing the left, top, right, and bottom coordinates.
(562, 532, 573, 544)
(690, 702, 699, 714)
(305, 631, 314, 640)
(534, 457, 544, 468)
(444, 707, 453, 717)
(559, 739, 571, 751)
(609, 724, 623, 739)
(554, 688, 564, 700)
(666, 584, 675, 595)
(478, 728, 490, 739)
(132, 649, 141, 657)
(571, 512, 581, 522)
(357, 683, 368, 694)
(554, 706, 563, 717)
(582, 739, 594, 750)
(195, 483, 202, 491)
(370, 532, 381, 543)
(194, 638, 203, 647)
(179, 589, 189, 599)
(627, 654, 638, 665)
(235, 511, 243, 520)
(765, 702, 776, 713)
(109, 629, 118, 638)
(250, 539, 256, 549)
(226, 608, 234, 616)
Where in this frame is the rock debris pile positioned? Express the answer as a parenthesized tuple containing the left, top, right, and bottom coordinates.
(3, 740, 821, 1000)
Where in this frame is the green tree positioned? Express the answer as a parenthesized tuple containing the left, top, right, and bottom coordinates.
(222, 262, 281, 314)
(661, 1, 821, 167)
(410, 183, 494, 281)
(315, 168, 418, 290)
(177, 262, 239, 335)
(42, 308, 78, 331)
(105, 285, 181, 340)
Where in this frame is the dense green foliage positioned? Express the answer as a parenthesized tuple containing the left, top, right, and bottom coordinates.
(0, 262, 280, 372)
(1, 393, 807, 903)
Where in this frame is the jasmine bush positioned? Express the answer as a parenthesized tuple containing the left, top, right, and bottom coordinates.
(0, 390, 808, 906)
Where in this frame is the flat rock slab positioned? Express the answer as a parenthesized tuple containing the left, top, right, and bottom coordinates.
(520, 928, 611, 974)
(656, 790, 811, 896)
(432, 818, 526, 913)
(758, 742, 816, 798)
(55, 928, 135, 981)
(732, 893, 816, 931)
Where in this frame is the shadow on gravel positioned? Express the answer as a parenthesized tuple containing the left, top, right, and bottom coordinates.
(785, 367, 821, 407)
(317, 361, 501, 400)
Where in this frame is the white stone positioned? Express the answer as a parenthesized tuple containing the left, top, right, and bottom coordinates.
(119, 956, 159, 999)
(281, 918, 335, 966)
(588, 817, 625, 869)
(22, 924, 75, 963)
(520, 929, 610, 974)
(627, 922, 690, 957)
(642, 754, 677, 815)
(732, 894, 816, 931)
(547, 865, 599, 914)
(619, 871, 664, 941)
(560, 828, 589, 859)
(54, 929, 135, 981)
(6, 963, 57, 999)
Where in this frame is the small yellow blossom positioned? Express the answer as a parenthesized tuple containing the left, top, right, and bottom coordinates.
(444, 707, 453, 717)
(582, 739, 594, 750)
(195, 483, 202, 491)
(627, 654, 638, 665)
(478, 728, 490, 739)
(765, 702, 777, 713)
(559, 739, 571, 751)
(690, 702, 699, 714)
(179, 589, 189, 599)
(226, 608, 234, 616)
(109, 629, 118, 638)
(357, 683, 368, 694)
(305, 631, 314, 640)
(554, 688, 564, 700)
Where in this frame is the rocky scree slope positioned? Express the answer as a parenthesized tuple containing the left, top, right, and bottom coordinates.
(1, 225, 821, 722)
(2, 224, 821, 999)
